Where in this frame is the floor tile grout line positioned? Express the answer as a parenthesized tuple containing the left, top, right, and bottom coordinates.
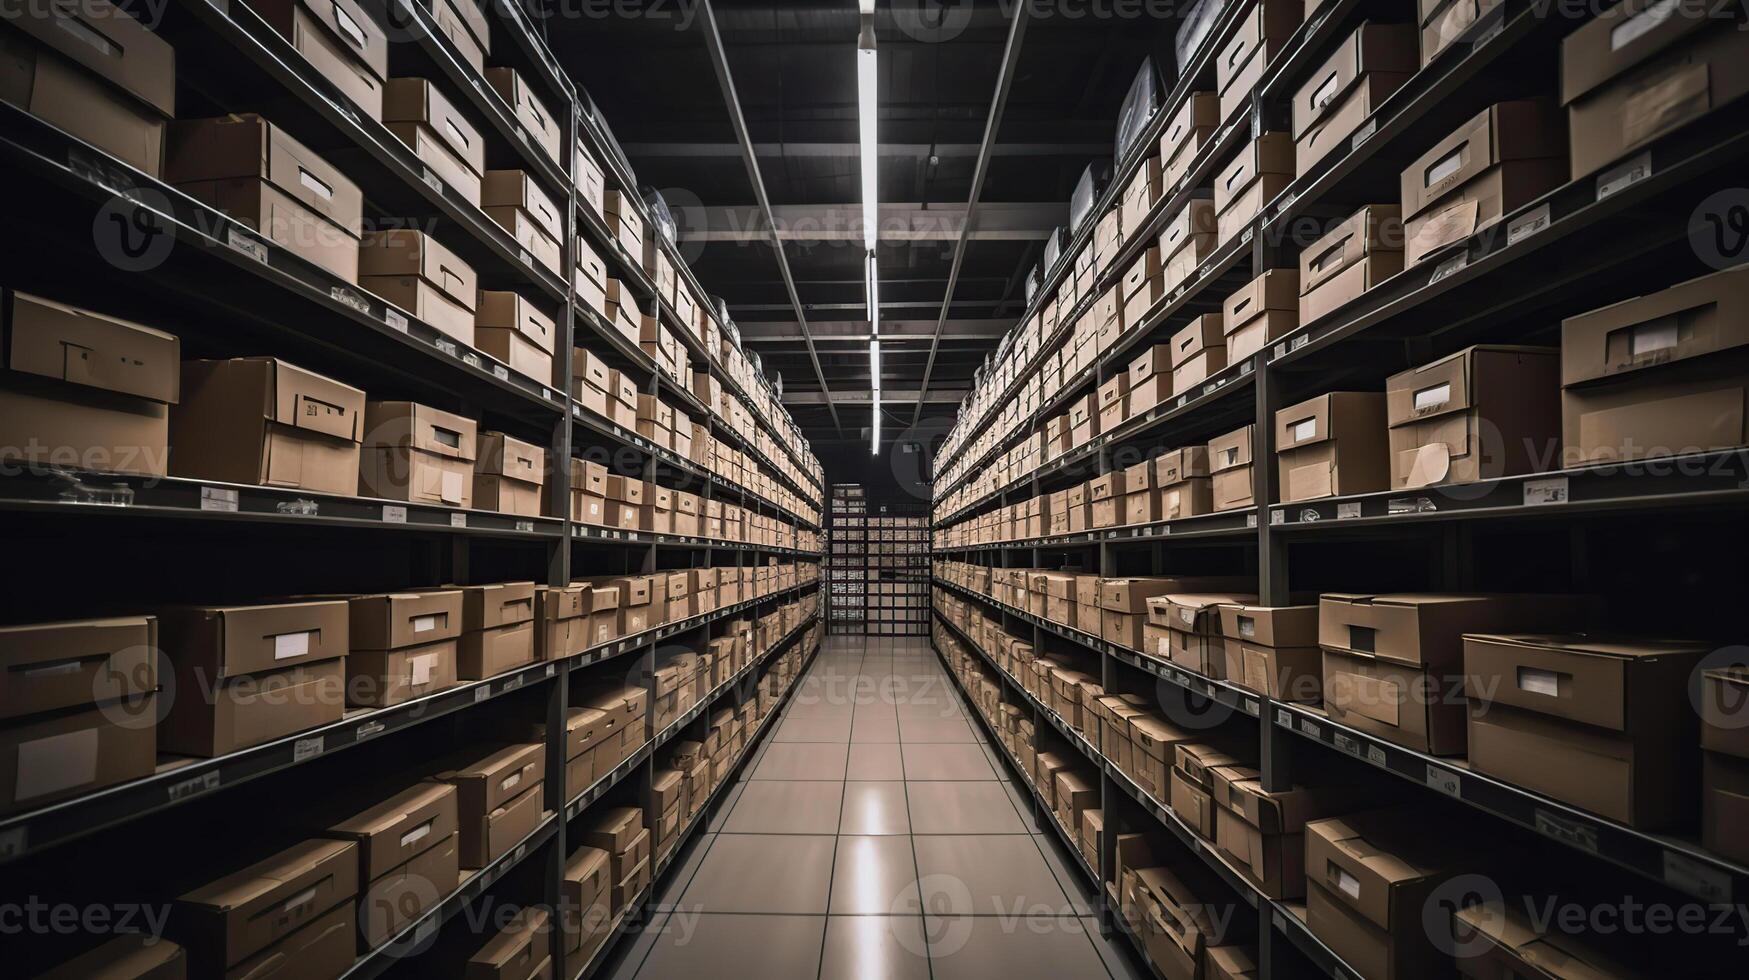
(812, 641, 861, 980)
(895, 638, 939, 980)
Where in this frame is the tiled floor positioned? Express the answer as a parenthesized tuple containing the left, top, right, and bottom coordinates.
(611, 636, 1146, 980)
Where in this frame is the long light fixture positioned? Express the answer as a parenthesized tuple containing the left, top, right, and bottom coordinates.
(859, 2, 880, 453)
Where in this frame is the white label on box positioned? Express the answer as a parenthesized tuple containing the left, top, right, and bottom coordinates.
(225, 226, 268, 264)
(1523, 477, 1569, 506)
(1426, 765, 1462, 797)
(1507, 204, 1551, 245)
(1518, 667, 1562, 697)
(383, 505, 407, 524)
(14, 728, 97, 802)
(412, 615, 439, 634)
(1292, 418, 1318, 442)
(1429, 253, 1468, 284)
(200, 487, 239, 513)
(293, 736, 324, 762)
(1630, 318, 1680, 355)
(1597, 152, 1652, 200)
(399, 819, 435, 849)
(410, 653, 438, 687)
(274, 631, 313, 660)
(1334, 867, 1362, 900)
(1663, 850, 1732, 903)
(1414, 383, 1452, 411)
(450, 512, 468, 528)
(282, 886, 317, 914)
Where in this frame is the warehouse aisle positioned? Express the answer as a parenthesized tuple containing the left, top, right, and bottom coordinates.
(609, 635, 1145, 980)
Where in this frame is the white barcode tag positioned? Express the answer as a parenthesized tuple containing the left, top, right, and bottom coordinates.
(1430, 252, 1469, 284)
(1523, 477, 1569, 506)
(200, 487, 239, 512)
(1507, 204, 1550, 245)
(1597, 152, 1651, 200)
(451, 512, 468, 527)
(293, 736, 324, 762)
(384, 308, 408, 332)
(383, 505, 407, 524)
(226, 226, 268, 263)
(1426, 765, 1462, 797)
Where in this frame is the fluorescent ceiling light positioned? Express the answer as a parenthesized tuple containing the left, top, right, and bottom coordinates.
(857, 27, 877, 250)
(860, 0, 875, 12)
(869, 337, 881, 454)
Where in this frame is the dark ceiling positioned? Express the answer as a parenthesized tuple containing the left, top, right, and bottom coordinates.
(541, 0, 1189, 445)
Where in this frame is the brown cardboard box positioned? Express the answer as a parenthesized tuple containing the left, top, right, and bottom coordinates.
(1223, 269, 1299, 363)
(31, 934, 187, 980)
(0, 0, 174, 176)
(171, 358, 365, 496)
(157, 601, 349, 756)
(1160, 92, 1221, 191)
(1385, 345, 1558, 489)
(0, 292, 178, 477)
(0, 617, 158, 720)
(1401, 100, 1566, 266)
(344, 590, 462, 707)
(1208, 426, 1254, 512)
(1207, 945, 1258, 980)
(1293, 23, 1417, 175)
(1560, 1, 1749, 181)
(1170, 314, 1226, 392)
(1122, 246, 1166, 329)
(1158, 593, 1254, 677)
(327, 782, 458, 946)
(1318, 592, 1593, 754)
(1171, 765, 1217, 837)
(1126, 345, 1174, 415)
(562, 847, 611, 955)
(484, 67, 561, 165)
(168, 114, 364, 283)
(383, 77, 484, 204)
(474, 431, 546, 517)
(1703, 750, 1749, 867)
(436, 742, 544, 868)
(361, 400, 478, 507)
(458, 582, 536, 679)
(1217, 0, 1303, 122)
(1299, 204, 1404, 324)
(535, 584, 587, 661)
(174, 838, 358, 970)
(484, 170, 563, 275)
(605, 191, 645, 261)
(239, 0, 388, 120)
(0, 703, 157, 814)
(1450, 900, 1638, 980)
(1304, 807, 1472, 980)
(467, 908, 551, 980)
(1274, 391, 1388, 502)
(477, 292, 556, 383)
(360, 230, 478, 344)
(1218, 604, 1321, 702)
(431, 0, 490, 72)
(1559, 266, 1749, 465)
(1213, 133, 1293, 245)
(1464, 632, 1709, 829)
(1160, 198, 1218, 290)
(1212, 766, 1353, 899)
(1122, 157, 1163, 237)
(1420, 0, 1503, 66)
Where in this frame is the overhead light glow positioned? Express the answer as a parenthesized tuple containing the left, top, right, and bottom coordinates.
(857, 27, 878, 250)
(870, 337, 881, 455)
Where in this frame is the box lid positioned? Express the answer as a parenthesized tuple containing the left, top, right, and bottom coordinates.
(197, 357, 364, 442)
(1274, 391, 1379, 452)
(1300, 205, 1402, 294)
(382, 77, 485, 175)
(1219, 604, 1318, 647)
(1462, 632, 1710, 731)
(459, 581, 537, 629)
(166, 115, 362, 236)
(0, 616, 157, 718)
(1158, 593, 1257, 631)
(467, 908, 549, 976)
(290, 0, 389, 81)
(347, 589, 463, 648)
(10, 0, 175, 116)
(477, 431, 546, 485)
(482, 170, 562, 242)
(1560, 0, 1715, 107)
(439, 742, 544, 811)
(360, 230, 478, 311)
(363, 401, 479, 461)
(327, 781, 457, 881)
(1401, 99, 1565, 222)
(162, 600, 349, 679)
(6, 291, 179, 403)
(476, 292, 556, 356)
(177, 838, 357, 964)
(1560, 266, 1749, 388)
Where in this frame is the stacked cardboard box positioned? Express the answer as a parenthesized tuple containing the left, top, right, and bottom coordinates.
(360, 401, 479, 508)
(477, 292, 556, 385)
(171, 358, 366, 496)
(458, 582, 536, 680)
(436, 742, 544, 869)
(345, 589, 462, 707)
(1219, 603, 1321, 702)
(467, 907, 552, 980)
(562, 846, 612, 959)
(473, 431, 546, 517)
(360, 230, 478, 344)
(327, 782, 459, 948)
(1274, 391, 1388, 503)
(384, 77, 484, 204)
(1702, 667, 1749, 865)
(1292, 23, 1416, 175)
(172, 839, 358, 978)
(580, 806, 652, 914)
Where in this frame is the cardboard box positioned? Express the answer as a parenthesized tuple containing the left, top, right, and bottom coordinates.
(344, 590, 462, 707)
(1299, 204, 1404, 324)
(168, 114, 364, 283)
(1159, 198, 1218, 290)
(1559, 266, 1749, 466)
(156, 601, 349, 756)
(30, 935, 186, 980)
(436, 742, 544, 868)
(1274, 391, 1388, 502)
(605, 191, 645, 261)
(431, 0, 490, 72)
(360, 230, 478, 344)
(1304, 807, 1471, 980)
(326, 782, 458, 946)
(1464, 632, 1709, 829)
(1121, 157, 1163, 239)
(0, 617, 158, 721)
(1449, 899, 1637, 980)
(1223, 269, 1299, 363)
(562, 847, 611, 954)
(1704, 750, 1749, 866)
(1218, 604, 1321, 702)
(1319, 592, 1593, 755)
(467, 908, 552, 980)
(459, 582, 536, 679)
(1293, 23, 1417, 175)
(484, 170, 563, 274)
(474, 431, 546, 517)
(1217, 0, 1303, 122)
(1170, 314, 1226, 392)
(1420, 0, 1503, 66)
(0, 0, 175, 176)
(360, 401, 479, 507)
(239, 0, 388, 120)
(1160, 92, 1220, 191)
(1207, 426, 1254, 512)
(171, 358, 365, 496)
(1401, 99, 1566, 266)
(0, 703, 157, 813)
(1213, 133, 1293, 245)
(477, 291, 556, 383)
(1561, 1, 1749, 180)
(1212, 766, 1353, 899)
(0, 292, 177, 477)
(383, 77, 484, 204)
(1385, 345, 1558, 489)
(484, 67, 561, 165)
(174, 838, 358, 970)
(1171, 765, 1217, 837)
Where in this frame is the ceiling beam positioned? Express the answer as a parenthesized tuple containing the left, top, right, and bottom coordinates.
(695, 0, 840, 435)
(785, 388, 969, 406)
(739, 319, 1015, 343)
(621, 141, 1109, 158)
(678, 201, 1065, 244)
(914, 5, 1031, 425)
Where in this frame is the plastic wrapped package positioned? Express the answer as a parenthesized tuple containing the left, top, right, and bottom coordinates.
(1115, 58, 1160, 162)
(1069, 159, 1114, 236)
(641, 187, 677, 245)
(1042, 227, 1066, 278)
(1175, 0, 1223, 70)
